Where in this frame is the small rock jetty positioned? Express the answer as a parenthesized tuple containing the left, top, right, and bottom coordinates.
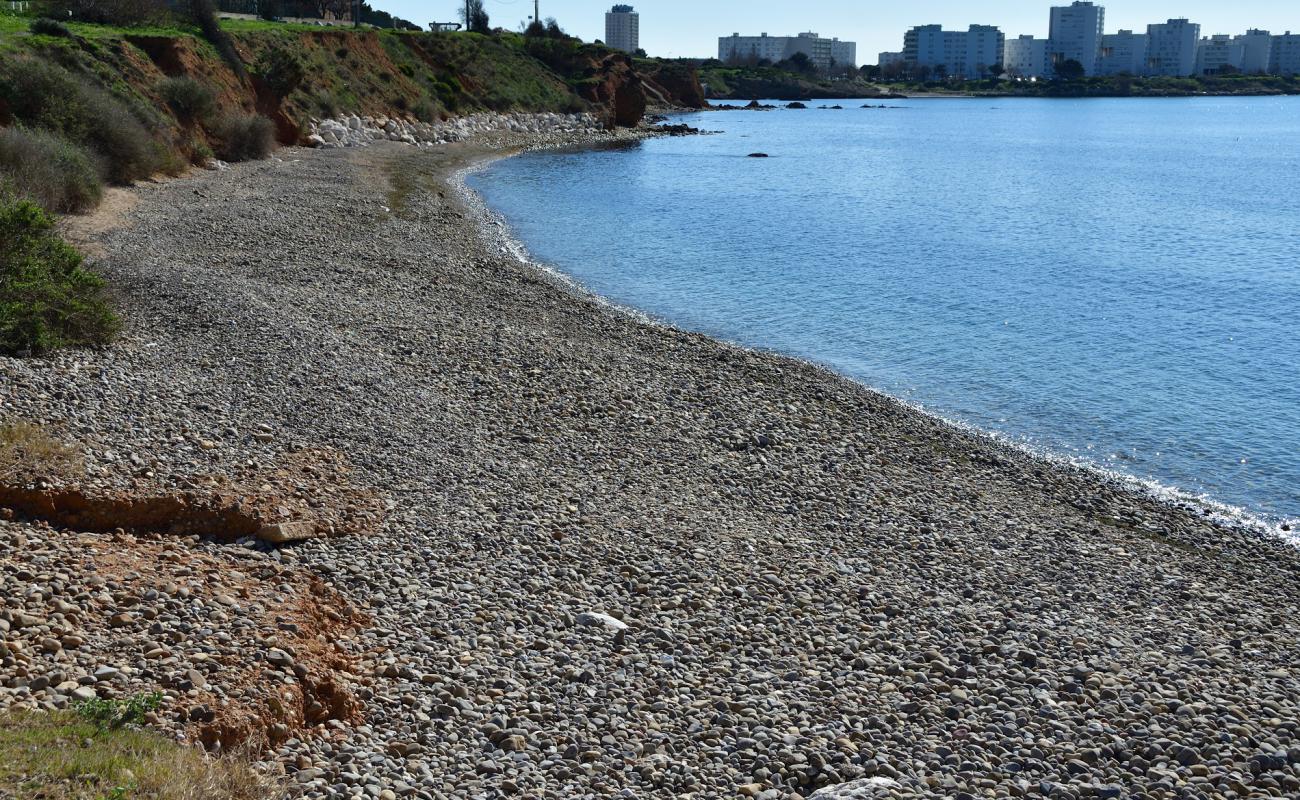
(307, 112, 607, 149)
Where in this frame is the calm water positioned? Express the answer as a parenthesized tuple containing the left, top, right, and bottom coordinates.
(468, 97, 1300, 531)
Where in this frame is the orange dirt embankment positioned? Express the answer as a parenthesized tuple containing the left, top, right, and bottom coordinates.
(0, 448, 387, 543)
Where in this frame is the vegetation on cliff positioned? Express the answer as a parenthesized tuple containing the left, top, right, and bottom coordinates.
(0, 7, 702, 204)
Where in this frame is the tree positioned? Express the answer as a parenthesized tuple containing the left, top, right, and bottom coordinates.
(932, 64, 947, 81)
(459, 0, 489, 33)
(859, 64, 882, 81)
(988, 63, 1004, 79)
(1055, 59, 1086, 81)
(775, 51, 816, 76)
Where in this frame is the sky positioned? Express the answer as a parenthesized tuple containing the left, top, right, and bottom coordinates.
(399, 1, 1299, 61)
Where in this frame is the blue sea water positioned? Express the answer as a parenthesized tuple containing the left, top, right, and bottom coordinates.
(467, 97, 1300, 531)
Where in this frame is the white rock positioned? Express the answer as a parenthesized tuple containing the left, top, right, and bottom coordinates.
(577, 612, 628, 631)
(809, 778, 902, 798)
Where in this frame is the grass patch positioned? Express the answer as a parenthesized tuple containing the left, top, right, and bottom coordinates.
(0, 127, 104, 213)
(0, 420, 82, 481)
(0, 709, 275, 800)
(0, 192, 120, 355)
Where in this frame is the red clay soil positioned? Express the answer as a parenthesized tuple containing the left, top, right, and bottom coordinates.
(84, 530, 370, 752)
(0, 448, 387, 542)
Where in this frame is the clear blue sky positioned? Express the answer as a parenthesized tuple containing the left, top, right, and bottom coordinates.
(401, 1, 1298, 60)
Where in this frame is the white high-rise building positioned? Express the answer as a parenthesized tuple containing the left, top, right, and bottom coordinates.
(1236, 30, 1273, 74)
(1048, 1, 1106, 76)
(1270, 32, 1300, 75)
(1146, 19, 1201, 76)
(1195, 35, 1246, 75)
(1004, 35, 1049, 78)
(903, 24, 1005, 79)
(1098, 30, 1148, 75)
(604, 5, 639, 54)
(718, 32, 856, 71)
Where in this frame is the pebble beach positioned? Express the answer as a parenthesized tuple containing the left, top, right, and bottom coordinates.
(2, 129, 1300, 800)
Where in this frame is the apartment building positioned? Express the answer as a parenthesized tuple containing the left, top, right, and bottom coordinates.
(1048, 1, 1105, 75)
(604, 5, 639, 54)
(1271, 32, 1300, 76)
(1097, 30, 1148, 75)
(1004, 35, 1049, 78)
(1145, 19, 1201, 76)
(1236, 29, 1273, 74)
(1195, 35, 1246, 75)
(719, 31, 857, 70)
(904, 24, 1005, 79)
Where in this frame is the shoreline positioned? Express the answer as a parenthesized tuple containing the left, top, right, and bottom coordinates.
(3, 134, 1300, 799)
(456, 141, 1298, 545)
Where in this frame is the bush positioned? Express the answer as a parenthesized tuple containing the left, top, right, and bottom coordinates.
(29, 18, 72, 37)
(312, 90, 342, 118)
(212, 114, 274, 162)
(255, 48, 306, 98)
(411, 98, 437, 123)
(0, 127, 104, 214)
(158, 76, 217, 123)
(0, 192, 120, 356)
(0, 58, 159, 184)
(185, 135, 214, 165)
(75, 692, 163, 730)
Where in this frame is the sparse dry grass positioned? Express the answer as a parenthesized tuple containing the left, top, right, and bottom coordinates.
(0, 710, 278, 800)
(0, 420, 82, 481)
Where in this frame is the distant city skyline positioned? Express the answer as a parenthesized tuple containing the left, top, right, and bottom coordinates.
(393, 1, 1300, 59)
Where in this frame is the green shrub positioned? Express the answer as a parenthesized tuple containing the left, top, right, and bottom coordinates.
(212, 114, 274, 162)
(0, 127, 103, 214)
(29, 18, 72, 37)
(312, 90, 342, 118)
(255, 48, 305, 98)
(186, 135, 214, 165)
(158, 76, 217, 123)
(74, 692, 162, 730)
(0, 192, 120, 356)
(411, 98, 437, 123)
(0, 58, 159, 184)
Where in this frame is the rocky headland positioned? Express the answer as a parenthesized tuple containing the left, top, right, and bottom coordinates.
(2, 122, 1300, 800)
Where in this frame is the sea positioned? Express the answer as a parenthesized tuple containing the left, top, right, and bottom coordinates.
(466, 96, 1300, 536)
